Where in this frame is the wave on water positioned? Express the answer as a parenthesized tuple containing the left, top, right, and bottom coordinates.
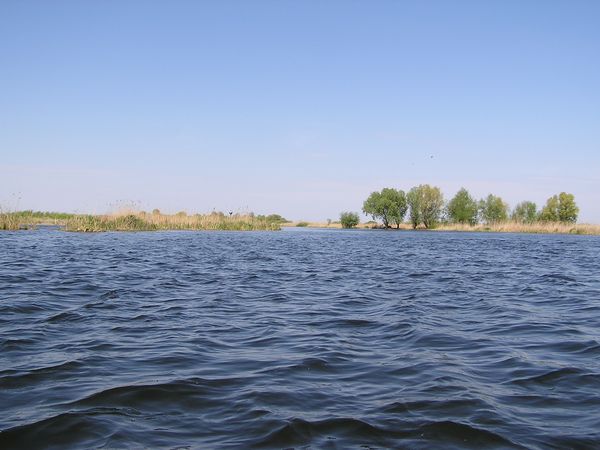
(1, 229, 600, 448)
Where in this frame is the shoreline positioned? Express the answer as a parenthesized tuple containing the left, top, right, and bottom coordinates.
(2, 212, 600, 235)
(0, 212, 282, 232)
(282, 222, 600, 236)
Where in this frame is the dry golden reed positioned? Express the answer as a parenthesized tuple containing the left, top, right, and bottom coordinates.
(63, 211, 280, 232)
(285, 220, 600, 235)
(433, 221, 600, 235)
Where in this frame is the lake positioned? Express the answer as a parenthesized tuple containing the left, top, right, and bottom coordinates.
(1, 227, 600, 448)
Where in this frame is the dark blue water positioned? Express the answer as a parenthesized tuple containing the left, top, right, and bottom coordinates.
(1, 228, 600, 449)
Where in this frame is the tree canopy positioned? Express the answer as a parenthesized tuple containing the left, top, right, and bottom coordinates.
(407, 184, 444, 229)
(511, 201, 537, 223)
(447, 188, 478, 225)
(539, 192, 578, 223)
(362, 188, 407, 228)
(360, 187, 580, 229)
(479, 194, 509, 223)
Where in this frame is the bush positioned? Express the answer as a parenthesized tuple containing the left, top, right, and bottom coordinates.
(340, 212, 360, 228)
(296, 221, 309, 227)
(265, 214, 287, 224)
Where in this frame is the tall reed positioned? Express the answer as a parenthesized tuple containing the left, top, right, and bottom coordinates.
(0, 211, 35, 230)
(434, 221, 600, 235)
(63, 212, 281, 232)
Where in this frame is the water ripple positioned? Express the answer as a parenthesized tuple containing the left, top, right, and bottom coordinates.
(1, 228, 600, 448)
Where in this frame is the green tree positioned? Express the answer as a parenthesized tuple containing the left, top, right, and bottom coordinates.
(406, 188, 422, 229)
(557, 192, 578, 222)
(539, 195, 559, 221)
(539, 192, 578, 223)
(407, 184, 444, 229)
(362, 188, 407, 228)
(363, 191, 384, 226)
(479, 194, 509, 223)
(511, 201, 537, 223)
(447, 188, 478, 225)
(340, 211, 360, 228)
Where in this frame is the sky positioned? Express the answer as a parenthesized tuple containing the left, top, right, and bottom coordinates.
(1, 1, 599, 222)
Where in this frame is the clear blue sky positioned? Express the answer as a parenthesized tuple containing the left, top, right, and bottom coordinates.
(1, 1, 599, 222)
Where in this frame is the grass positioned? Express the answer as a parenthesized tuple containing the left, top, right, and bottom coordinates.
(63, 211, 281, 232)
(433, 221, 600, 235)
(0, 210, 77, 230)
(282, 219, 600, 235)
(0, 211, 33, 230)
(3, 210, 600, 235)
(284, 221, 372, 229)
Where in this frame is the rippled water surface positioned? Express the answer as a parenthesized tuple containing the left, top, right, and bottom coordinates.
(1, 227, 600, 449)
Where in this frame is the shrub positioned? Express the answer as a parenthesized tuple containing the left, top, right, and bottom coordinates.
(340, 212, 360, 228)
(265, 214, 287, 224)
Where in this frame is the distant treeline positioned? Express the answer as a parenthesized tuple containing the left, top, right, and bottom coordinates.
(357, 186, 579, 229)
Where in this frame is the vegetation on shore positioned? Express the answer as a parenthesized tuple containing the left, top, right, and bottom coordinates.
(0, 210, 283, 232)
(340, 212, 360, 228)
(331, 186, 594, 234)
(432, 221, 600, 235)
(0, 210, 76, 230)
(63, 211, 282, 232)
(287, 219, 600, 235)
(361, 186, 581, 230)
(1, 188, 596, 235)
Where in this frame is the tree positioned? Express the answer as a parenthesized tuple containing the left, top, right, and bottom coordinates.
(447, 188, 478, 225)
(539, 196, 559, 221)
(539, 192, 578, 223)
(557, 192, 578, 222)
(511, 201, 537, 223)
(362, 188, 407, 228)
(407, 184, 444, 229)
(340, 211, 359, 228)
(479, 194, 509, 223)
(406, 188, 421, 229)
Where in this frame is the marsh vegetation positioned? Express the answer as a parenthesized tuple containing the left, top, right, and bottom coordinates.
(0, 210, 75, 230)
(0, 210, 281, 232)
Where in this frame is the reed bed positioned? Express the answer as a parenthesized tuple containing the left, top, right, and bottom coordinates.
(3, 210, 599, 235)
(433, 221, 600, 235)
(63, 212, 281, 232)
(0, 212, 33, 230)
(0, 210, 78, 230)
(283, 220, 600, 235)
